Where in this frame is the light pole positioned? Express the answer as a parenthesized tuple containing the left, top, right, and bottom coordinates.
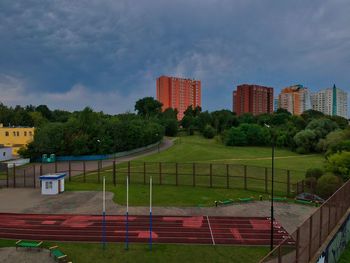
(155, 133, 160, 153)
(97, 139, 101, 154)
(265, 124, 275, 251)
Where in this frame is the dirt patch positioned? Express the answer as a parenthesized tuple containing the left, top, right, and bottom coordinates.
(0, 247, 55, 263)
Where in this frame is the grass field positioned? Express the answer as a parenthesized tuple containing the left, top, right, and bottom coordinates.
(0, 239, 268, 263)
(65, 136, 323, 206)
(140, 136, 324, 170)
(0, 171, 6, 180)
(66, 182, 281, 206)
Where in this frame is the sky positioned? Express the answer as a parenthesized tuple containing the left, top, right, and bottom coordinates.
(0, 0, 349, 115)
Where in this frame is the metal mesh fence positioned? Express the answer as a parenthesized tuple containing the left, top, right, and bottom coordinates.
(260, 179, 350, 263)
(4, 160, 307, 199)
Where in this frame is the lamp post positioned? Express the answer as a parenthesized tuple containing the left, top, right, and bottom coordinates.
(155, 133, 160, 153)
(265, 124, 275, 251)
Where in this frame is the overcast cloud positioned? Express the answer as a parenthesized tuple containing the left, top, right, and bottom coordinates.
(0, 0, 349, 114)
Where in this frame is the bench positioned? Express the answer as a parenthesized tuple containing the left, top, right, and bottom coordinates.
(16, 240, 43, 251)
(238, 197, 254, 203)
(294, 199, 315, 206)
(273, 197, 287, 202)
(219, 199, 234, 205)
(49, 246, 68, 262)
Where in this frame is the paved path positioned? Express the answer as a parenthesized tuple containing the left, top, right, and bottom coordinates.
(1, 138, 174, 188)
(0, 247, 55, 263)
(0, 189, 316, 234)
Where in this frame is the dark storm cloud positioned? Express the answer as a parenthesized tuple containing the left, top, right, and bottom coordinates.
(0, 0, 349, 113)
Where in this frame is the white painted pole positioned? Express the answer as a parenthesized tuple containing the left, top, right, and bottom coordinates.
(126, 176, 129, 250)
(149, 176, 152, 251)
(127, 176, 129, 213)
(150, 176, 152, 213)
(102, 176, 106, 249)
(103, 176, 106, 212)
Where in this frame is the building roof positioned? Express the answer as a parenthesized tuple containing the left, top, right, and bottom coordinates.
(39, 173, 66, 180)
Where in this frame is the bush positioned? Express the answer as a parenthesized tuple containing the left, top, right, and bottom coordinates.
(315, 174, 343, 198)
(224, 127, 247, 146)
(162, 119, 178, 137)
(326, 151, 350, 181)
(202, 125, 215, 139)
(187, 125, 195, 136)
(305, 168, 324, 180)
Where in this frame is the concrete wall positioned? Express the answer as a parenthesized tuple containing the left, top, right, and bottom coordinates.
(0, 147, 12, 162)
(316, 212, 350, 263)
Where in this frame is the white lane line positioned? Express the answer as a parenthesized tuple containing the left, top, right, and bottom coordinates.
(206, 215, 215, 245)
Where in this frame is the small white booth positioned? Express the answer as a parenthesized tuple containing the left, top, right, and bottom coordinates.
(39, 173, 66, 195)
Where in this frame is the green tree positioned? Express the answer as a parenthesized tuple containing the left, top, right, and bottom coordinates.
(224, 127, 247, 146)
(326, 151, 350, 180)
(211, 110, 236, 134)
(202, 125, 215, 139)
(293, 129, 317, 153)
(316, 174, 343, 198)
(305, 168, 324, 180)
(135, 97, 163, 119)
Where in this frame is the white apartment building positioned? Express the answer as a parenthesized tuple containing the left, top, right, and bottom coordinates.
(311, 85, 348, 119)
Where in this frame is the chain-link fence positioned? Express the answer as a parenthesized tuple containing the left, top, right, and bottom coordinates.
(3, 160, 307, 197)
(259, 179, 350, 263)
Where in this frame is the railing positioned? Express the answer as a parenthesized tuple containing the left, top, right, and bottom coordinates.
(259, 179, 350, 263)
(2, 160, 307, 197)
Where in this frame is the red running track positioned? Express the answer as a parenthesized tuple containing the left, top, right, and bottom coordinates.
(0, 213, 295, 246)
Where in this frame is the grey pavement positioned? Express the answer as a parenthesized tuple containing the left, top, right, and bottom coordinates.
(0, 248, 55, 263)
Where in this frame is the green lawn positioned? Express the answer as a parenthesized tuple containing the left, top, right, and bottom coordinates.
(140, 136, 324, 171)
(0, 171, 6, 180)
(0, 239, 268, 263)
(66, 182, 282, 206)
(66, 135, 323, 206)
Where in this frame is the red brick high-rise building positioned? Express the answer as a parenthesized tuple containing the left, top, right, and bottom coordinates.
(156, 76, 201, 120)
(233, 84, 274, 116)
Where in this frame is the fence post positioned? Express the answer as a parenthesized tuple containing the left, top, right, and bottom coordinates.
(308, 217, 313, 262)
(287, 170, 290, 197)
(319, 206, 323, 247)
(265, 167, 268, 193)
(175, 163, 178, 186)
(113, 161, 116, 186)
(192, 163, 196, 187)
(23, 169, 26, 187)
(13, 164, 16, 188)
(143, 162, 146, 185)
(209, 164, 213, 188)
(6, 166, 9, 188)
(33, 165, 36, 188)
(55, 162, 58, 173)
(296, 228, 300, 263)
(226, 164, 229, 189)
(40, 164, 43, 176)
(302, 180, 305, 192)
(68, 161, 71, 182)
(244, 165, 247, 190)
(278, 245, 282, 263)
(328, 202, 331, 235)
(159, 162, 162, 185)
(128, 161, 131, 184)
(83, 161, 86, 183)
(97, 160, 101, 183)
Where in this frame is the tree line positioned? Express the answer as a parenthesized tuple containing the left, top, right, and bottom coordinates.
(1, 98, 349, 187)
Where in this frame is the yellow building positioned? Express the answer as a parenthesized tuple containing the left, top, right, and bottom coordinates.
(0, 123, 35, 155)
